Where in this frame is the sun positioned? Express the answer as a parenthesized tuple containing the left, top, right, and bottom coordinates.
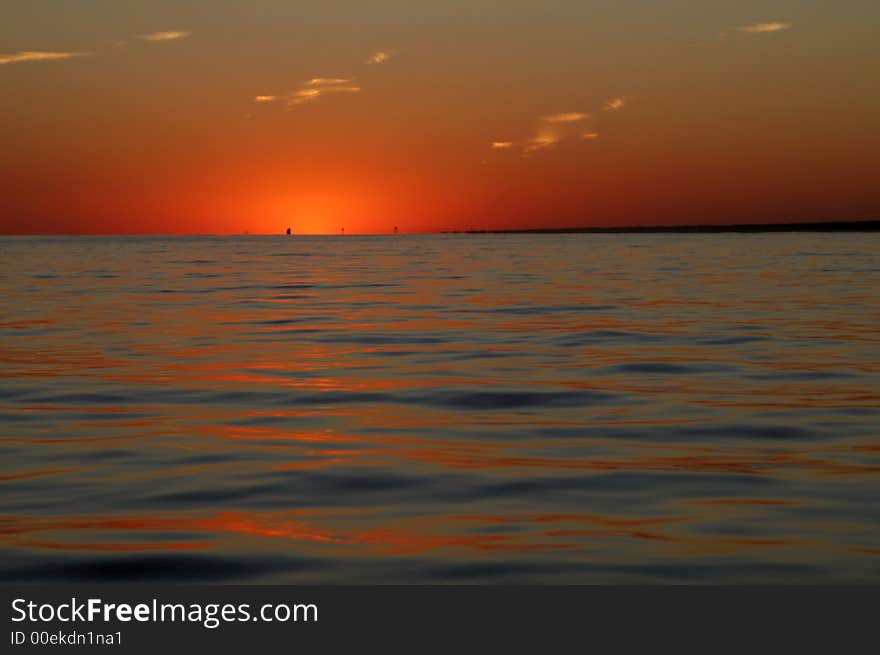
(247, 194, 341, 235)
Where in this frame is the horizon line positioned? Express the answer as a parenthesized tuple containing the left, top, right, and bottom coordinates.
(1, 219, 878, 237)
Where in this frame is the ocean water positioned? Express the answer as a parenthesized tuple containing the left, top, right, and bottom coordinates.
(0, 233, 878, 583)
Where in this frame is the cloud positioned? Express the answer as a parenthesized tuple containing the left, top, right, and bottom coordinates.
(0, 50, 92, 65)
(256, 52, 394, 112)
(544, 112, 590, 123)
(307, 77, 352, 86)
(522, 112, 590, 153)
(603, 97, 627, 111)
(255, 77, 362, 110)
(522, 129, 559, 155)
(366, 50, 393, 64)
(737, 22, 792, 34)
(138, 31, 191, 42)
(285, 80, 361, 107)
(288, 88, 322, 104)
(492, 109, 596, 156)
(582, 132, 599, 140)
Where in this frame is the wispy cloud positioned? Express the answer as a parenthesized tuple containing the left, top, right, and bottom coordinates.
(366, 50, 394, 65)
(492, 103, 614, 155)
(288, 88, 321, 104)
(256, 51, 396, 113)
(138, 31, 191, 42)
(306, 77, 352, 86)
(0, 50, 92, 66)
(493, 111, 587, 156)
(737, 22, 792, 34)
(285, 79, 361, 107)
(522, 132, 558, 155)
(1, 29, 191, 69)
(544, 112, 590, 123)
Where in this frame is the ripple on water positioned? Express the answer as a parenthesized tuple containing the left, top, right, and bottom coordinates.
(0, 233, 878, 582)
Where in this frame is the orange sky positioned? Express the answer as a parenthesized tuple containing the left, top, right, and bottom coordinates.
(1, 1, 878, 234)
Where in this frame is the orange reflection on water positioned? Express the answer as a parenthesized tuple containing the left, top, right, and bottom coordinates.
(0, 469, 74, 483)
(0, 512, 351, 554)
(2, 234, 879, 581)
(0, 507, 817, 560)
(1, 510, 684, 556)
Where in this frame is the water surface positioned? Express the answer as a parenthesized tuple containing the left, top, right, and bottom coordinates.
(1, 233, 878, 582)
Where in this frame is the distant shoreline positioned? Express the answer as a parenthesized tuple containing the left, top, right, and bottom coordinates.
(445, 220, 880, 234)
(3, 220, 879, 237)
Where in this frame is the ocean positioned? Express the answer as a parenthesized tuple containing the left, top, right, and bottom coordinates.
(1, 233, 878, 583)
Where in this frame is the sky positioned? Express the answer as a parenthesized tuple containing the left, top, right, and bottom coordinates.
(1, 1, 878, 234)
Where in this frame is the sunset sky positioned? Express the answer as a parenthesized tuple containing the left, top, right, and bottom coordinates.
(1, 1, 878, 234)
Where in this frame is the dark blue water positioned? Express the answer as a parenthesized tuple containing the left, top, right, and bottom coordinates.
(1, 233, 878, 582)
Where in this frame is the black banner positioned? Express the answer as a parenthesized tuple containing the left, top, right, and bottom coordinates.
(2, 586, 876, 652)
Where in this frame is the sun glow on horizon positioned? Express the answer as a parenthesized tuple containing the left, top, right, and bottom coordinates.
(247, 187, 381, 235)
